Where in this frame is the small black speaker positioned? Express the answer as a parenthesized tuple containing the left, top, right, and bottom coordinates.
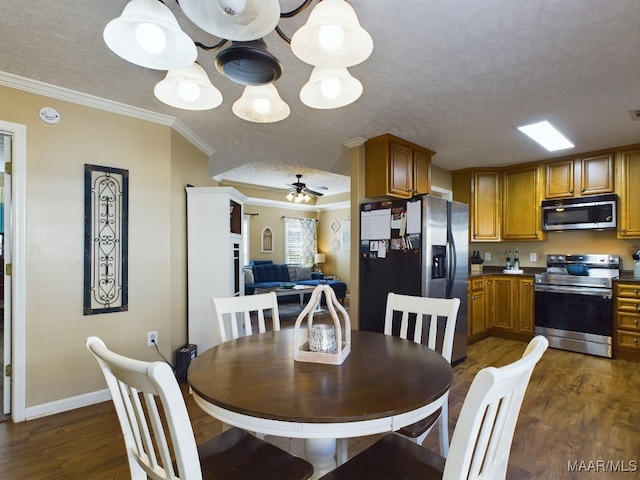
(175, 344, 197, 383)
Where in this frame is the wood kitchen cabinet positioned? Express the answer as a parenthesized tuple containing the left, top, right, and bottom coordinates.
(365, 133, 434, 199)
(453, 167, 544, 242)
(517, 277, 535, 334)
(473, 171, 501, 241)
(490, 276, 516, 332)
(616, 148, 640, 239)
(614, 282, 640, 361)
(502, 165, 545, 241)
(545, 160, 574, 198)
(468, 277, 488, 343)
(452, 170, 501, 241)
(469, 275, 535, 342)
(545, 153, 614, 199)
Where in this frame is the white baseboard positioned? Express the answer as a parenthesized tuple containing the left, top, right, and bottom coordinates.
(24, 389, 111, 421)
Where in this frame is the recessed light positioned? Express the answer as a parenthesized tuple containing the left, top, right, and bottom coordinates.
(517, 120, 574, 151)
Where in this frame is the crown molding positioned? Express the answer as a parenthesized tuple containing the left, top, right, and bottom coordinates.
(0, 70, 215, 157)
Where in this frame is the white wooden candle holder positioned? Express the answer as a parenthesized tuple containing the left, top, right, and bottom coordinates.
(293, 284, 351, 365)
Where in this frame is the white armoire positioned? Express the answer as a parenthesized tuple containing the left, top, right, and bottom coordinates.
(186, 186, 246, 351)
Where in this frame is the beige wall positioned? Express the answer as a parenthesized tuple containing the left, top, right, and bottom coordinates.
(431, 164, 452, 192)
(318, 207, 350, 285)
(0, 86, 212, 409)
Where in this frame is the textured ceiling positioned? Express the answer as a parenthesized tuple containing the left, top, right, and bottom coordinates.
(0, 0, 639, 198)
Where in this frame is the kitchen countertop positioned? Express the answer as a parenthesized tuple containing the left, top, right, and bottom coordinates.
(469, 268, 640, 282)
(468, 266, 543, 278)
(616, 271, 640, 282)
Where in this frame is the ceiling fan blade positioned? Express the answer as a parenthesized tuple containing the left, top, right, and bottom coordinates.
(303, 187, 324, 197)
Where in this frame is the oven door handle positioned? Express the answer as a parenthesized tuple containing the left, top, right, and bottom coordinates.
(534, 284, 612, 297)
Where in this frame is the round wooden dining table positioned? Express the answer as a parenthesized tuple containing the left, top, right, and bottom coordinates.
(188, 328, 452, 478)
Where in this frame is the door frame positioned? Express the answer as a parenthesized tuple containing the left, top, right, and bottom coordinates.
(0, 120, 26, 422)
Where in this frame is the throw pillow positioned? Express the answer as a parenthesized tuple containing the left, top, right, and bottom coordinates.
(296, 266, 312, 280)
(287, 265, 298, 282)
(243, 267, 254, 285)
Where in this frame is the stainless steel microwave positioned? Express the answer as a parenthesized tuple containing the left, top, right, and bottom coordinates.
(541, 194, 617, 231)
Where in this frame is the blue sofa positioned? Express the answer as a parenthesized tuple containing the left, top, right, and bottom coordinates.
(244, 261, 347, 301)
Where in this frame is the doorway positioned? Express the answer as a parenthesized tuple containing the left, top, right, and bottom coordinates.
(0, 133, 9, 420)
(0, 119, 26, 423)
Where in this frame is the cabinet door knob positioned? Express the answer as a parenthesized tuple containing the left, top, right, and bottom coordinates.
(634, 289, 639, 295)
(569, 189, 573, 194)
(634, 319, 639, 325)
(634, 338, 639, 345)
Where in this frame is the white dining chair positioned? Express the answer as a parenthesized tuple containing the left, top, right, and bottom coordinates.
(384, 292, 461, 456)
(320, 335, 549, 480)
(211, 292, 281, 343)
(85, 336, 313, 480)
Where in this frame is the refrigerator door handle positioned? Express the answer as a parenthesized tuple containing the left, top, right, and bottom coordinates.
(446, 209, 456, 298)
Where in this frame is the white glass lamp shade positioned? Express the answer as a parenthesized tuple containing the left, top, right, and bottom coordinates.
(154, 63, 223, 110)
(232, 84, 290, 123)
(300, 67, 363, 109)
(291, 0, 373, 67)
(179, 0, 280, 41)
(314, 253, 326, 264)
(103, 0, 197, 70)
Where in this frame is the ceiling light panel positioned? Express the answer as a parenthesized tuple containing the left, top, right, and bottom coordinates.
(517, 120, 574, 152)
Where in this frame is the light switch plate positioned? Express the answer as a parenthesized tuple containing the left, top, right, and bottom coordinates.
(530, 253, 537, 262)
(484, 252, 491, 261)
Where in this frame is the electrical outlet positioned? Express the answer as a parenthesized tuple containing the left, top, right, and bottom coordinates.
(147, 331, 158, 347)
(484, 252, 491, 261)
(530, 253, 537, 262)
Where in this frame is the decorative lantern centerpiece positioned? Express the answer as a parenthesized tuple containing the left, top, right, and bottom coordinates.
(293, 284, 351, 365)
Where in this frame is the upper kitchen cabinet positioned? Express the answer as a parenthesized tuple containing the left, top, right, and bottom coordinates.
(616, 148, 640, 238)
(365, 133, 435, 199)
(502, 165, 545, 241)
(545, 153, 614, 199)
(452, 169, 501, 241)
(473, 171, 502, 241)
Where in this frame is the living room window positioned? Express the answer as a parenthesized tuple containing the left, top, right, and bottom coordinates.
(284, 217, 318, 265)
(284, 218, 302, 264)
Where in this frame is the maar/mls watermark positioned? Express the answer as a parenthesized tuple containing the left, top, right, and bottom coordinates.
(568, 460, 638, 473)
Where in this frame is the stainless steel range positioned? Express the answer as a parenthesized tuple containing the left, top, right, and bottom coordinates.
(534, 254, 619, 358)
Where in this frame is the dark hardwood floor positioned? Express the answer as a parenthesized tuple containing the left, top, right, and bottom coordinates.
(0, 336, 637, 479)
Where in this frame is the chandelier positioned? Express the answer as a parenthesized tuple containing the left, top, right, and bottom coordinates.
(103, 0, 373, 123)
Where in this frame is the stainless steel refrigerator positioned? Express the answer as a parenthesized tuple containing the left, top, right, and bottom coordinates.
(359, 195, 469, 364)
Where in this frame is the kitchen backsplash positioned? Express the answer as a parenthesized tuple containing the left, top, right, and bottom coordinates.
(472, 229, 639, 271)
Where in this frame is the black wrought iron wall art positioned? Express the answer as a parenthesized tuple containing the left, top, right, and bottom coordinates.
(84, 164, 129, 314)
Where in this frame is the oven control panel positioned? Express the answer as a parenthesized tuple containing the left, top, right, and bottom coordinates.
(546, 254, 619, 267)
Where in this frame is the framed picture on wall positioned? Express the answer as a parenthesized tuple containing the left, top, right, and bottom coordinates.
(83, 164, 129, 315)
(261, 226, 274, 253)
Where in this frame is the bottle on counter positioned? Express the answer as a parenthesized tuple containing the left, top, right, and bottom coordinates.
(506, 250, 512, 270)
(514, 249, 520, 271)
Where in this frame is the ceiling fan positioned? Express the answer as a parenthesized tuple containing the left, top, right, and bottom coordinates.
(286, 174, 325, 203)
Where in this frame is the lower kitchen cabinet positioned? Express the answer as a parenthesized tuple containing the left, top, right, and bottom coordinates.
(467, 275, 535, 343)
(490, 276, 516, 332)
(468, 278, 488, 343)
(614, 282, 640, 361)
(517, 277, 535, 334)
